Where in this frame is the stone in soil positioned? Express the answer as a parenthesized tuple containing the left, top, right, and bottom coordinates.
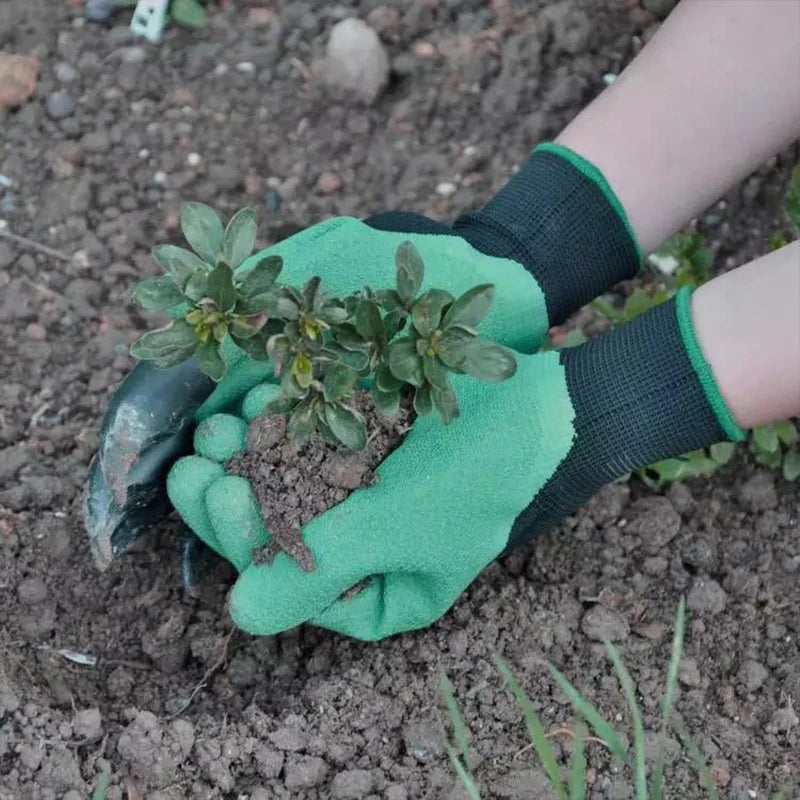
(226, 390, 412, 572)
(45, 90, 75, 119)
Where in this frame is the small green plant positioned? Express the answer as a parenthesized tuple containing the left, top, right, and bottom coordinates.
(116, 0, 207, 29)
(750, 419, 800, 480)
(131, 204, 517, 450)
(442, 599, 715, 799)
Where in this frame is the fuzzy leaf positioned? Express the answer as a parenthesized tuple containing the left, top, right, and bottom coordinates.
(222, 208, 257, 270)
(235, 293, 275, 315)
(153, 244, 209, 289)
(785, 163, 800, 228)
(288, 399, 316, 441)
(375, 288, 405, 312)
(181, 203, 223, 264)
(422, 355, 450, 391)
(323, 364, 356, 402)
(396, 241, 424, 304)
(324, 403, 367, 450)
(206, 262, 237, 313)
(302, 276, 323, 312)
(709, 441, 736, 465)
(195, 340, 225, 381)
(784, 449, 800, 481)
(373, 384, 401, 417)
(431, 383, 459, 423)
(413, 384, 433, 417)
(171, 0, 207, 28)
(133, 275, 185, 311)
(239, 255, 282, 296)
(336, 324, 370, 352)
(376, 363, 402, 392)
(130, 319, 198, 364)
(388, 338, 424, 387)
(437, 326, 476, 369)
(383, 310, 407, 340)
(318, 302, 349, 325)
(755, 447, 783, 469)
(442, 284, 494, 329)
(321, 344, 370, 372)
(291, 353, 314, 389)
(183, 269, 209, 302)
(774, 419, 799, 446)
(354, 299, 385, 345)
(276, 293, 300, 320)
(411, 289, 454, 337)
(280, 365, 306, 399)
(267, 334, 292, 361)
(231, 330, 269, 361)
(460, 339, 517, 381)
(229, 314, 267, 339)
(753, 424, 779, 454)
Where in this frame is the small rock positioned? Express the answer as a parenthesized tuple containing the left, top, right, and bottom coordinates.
(581, 605, 629, 642)
(322, 18, 390, 104)
(626, 497, 680, 554)
(209, 162, 241, 191)
(45, 90, 75, 120)
(540, 2, 591, 55)
(737, 659, 768, 692)
(413, 42, 437, 58)
(316, 171, 342, 194)
(687, 577, 727, 615)
(81, 130, 110, 153)
(740, 472, 777, 511)
(284, 755, 329, 789)
(667, 481, 694, 514)
(331, 768, 375, 798)
(54, 62, 78, 83)
(254, 746, 284, 779)
(641, 0, 677, 19)
(25, 323, 46, 341)
(268, 725, 307, 752)
(17, 577, 48, 605)
(403, 718, 443, 763)
(114, 46, 147, 64)
(73, 708, 102, 740)
(366, 6, 401, 37)
(678, 657, 701, 687)
(85, 0, 115, 21)
(0, 242, 14, 268)
(681, 536, 718, 572)
(435, 181, 457, 198)
(321, 452, 370, 490)
(0, 53, 38, 110)
(247, 7, 276, 26)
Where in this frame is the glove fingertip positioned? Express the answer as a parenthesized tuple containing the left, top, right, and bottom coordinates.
(194, 413, 248, 462)
(206, 475, 269, 572)
(242, 382, 281, 422)
(166, 455, 225, 554)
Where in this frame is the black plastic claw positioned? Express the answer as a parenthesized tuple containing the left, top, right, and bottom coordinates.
(84, 358, 215, 569)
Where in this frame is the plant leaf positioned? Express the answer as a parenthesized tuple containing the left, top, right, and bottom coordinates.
(318, 302, 349, 325)
(231, 330, 269, 361)
(372, 384, 400, 417)
(438, 326, 476, 369)
(288, 398, 316, 441)
(383, 309, 407, 340)
(205, 262, 237, 313)
(181, 202, 223, 263)
(423, 355, 449, 391)
(413, 384, 433, 417)
(222, 208, 257, 270)
(396, 241, 424, 304)
(567, 724, 587, 800)
(445, 744, 482, 800)
(323, 364, 356, 402)
(239, 255, 282, 296)
(785, 162, 800, 228)
(183, 269, 209, 302)
(235, 293, 276, 315)
(774, 419, 799, 446)
(354, 299, 386, 346)
(671, 716, 719, 800)
(753, 424, 779, 454)
(442, 284, 494, 329)
(440, 673, 473, 772)
(291, 353, 314, 389)
(783, 449, 800, 481)
(411, 289, 454, 337)
(430, 383, 459, 423)
(132, 275, 186, 311)
(171, 0, 207, 28)
(129, 319, 198, 364)
(493, 654, 567, 800)
(376, 364, 402, 393)
(153, 244, 209, 289)
(709, 441, 736, 465)
(336, 323, 370, 352)
(302, 276, 323, 312)
(460, 340, 517, 382)
(375, 288, 405, 312)
(324, 403, 367, 450)
(195, 340, 225, 381)
(388, 338, 424, 387)
(229, 314, 267, 339)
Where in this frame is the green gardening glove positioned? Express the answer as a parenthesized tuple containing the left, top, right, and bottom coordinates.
(168, 288, 744, 639)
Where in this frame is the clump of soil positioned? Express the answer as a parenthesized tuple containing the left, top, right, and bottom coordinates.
(225, 390, 413, 572)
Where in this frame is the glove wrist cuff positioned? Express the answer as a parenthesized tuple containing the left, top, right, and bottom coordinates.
(453, 143, 642, 326)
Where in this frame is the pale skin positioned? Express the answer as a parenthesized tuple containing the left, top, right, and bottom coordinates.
(557, 0, 800, 429)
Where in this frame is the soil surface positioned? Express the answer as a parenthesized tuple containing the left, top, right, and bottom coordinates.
(1, 1, 798, 798)
(226, 391, 413, 573)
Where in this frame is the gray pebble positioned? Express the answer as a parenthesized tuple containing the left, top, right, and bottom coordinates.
(687, 577, 728, 615)
(17, 577, 48, 605)
(678, 657, 701, 687)
(402, 717, 443, 762)
(331, 768, 375, 799)
(322, 18, 390, 104)
(581, 604, 629, 642)
(737, 659, 768, 692)
(85, 0, 116, 22)
(284, 755, 329, 789)
(45, 91, 75, 120)
(73, 708, 102, 740)
(81, 131, 111, 154)
(740, 471, 777, 511)
(54, 62, 79, 83)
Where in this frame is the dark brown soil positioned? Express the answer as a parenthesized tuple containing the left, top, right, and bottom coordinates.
(226, 391, 413, 572)
(1, 0, 798, 798)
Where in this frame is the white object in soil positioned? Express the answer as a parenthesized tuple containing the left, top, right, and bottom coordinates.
(322, 18, 390, 104)
(130, 0, 169, 43)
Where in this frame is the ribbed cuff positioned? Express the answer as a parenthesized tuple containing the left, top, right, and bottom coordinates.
(453, 143, 642, 326)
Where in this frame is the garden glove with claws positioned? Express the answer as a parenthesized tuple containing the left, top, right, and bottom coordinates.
(168, 288, 743, 639)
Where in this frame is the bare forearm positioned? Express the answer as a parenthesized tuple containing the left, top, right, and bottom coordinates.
(693, 242, 800, 429)
(557, 0, 800, 254)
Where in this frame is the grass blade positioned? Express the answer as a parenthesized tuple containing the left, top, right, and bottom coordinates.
(672, 716, 719, 800)
(493, 654, 566, 800)
(446, 744, 482, 800)
(92, 771, 111, 800)
(548, 664, 630, 767)
(440, 672, 473, 771)
(567, 723, 587, 800)
(651, 597, 687, 800)
(605, 642, 647, 800)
